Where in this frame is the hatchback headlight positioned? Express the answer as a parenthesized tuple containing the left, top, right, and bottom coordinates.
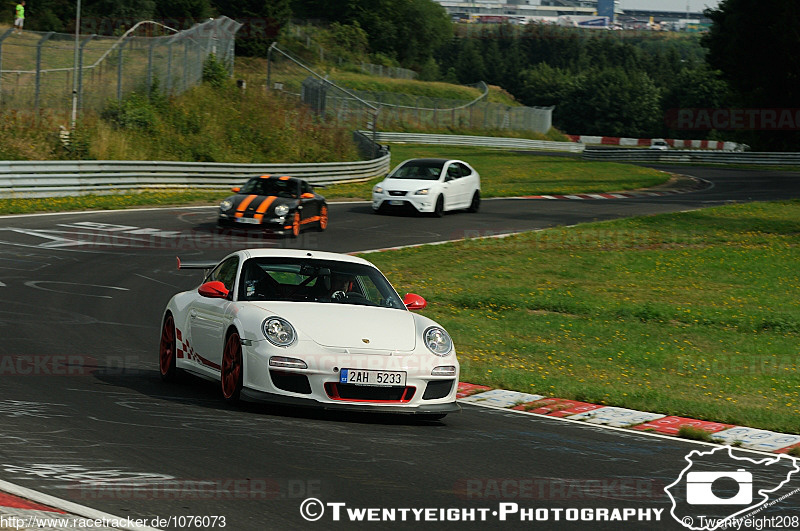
(262, 317, 296, 347)
(219, 200, 233, 211)
(373, 185, 384, 194)
(274, 204, 289, 217)
(424, 327, 453, 356)
(415, 188, 430, 195)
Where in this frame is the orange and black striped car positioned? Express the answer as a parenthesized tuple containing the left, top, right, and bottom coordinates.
(217, 176, 328, 237)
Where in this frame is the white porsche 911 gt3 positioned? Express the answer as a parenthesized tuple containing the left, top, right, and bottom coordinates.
(159, 249, 460, 419)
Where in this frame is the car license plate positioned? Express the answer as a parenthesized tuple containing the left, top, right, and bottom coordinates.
(340, 369, 406, 387)
(235, 217, 261, 224)
(388, 200, 404, 206)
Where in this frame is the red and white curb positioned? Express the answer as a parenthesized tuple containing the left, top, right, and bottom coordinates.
(521, 189, 693, 200)
(457, 383, 800, 454)
(0, 480, 159, 531)
(567, 135, 743, 151)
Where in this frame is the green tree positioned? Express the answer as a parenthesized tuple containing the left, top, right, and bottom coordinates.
(291, 0, 451, 68)
(518, 63, 573, 108)
(83, 0, 157, 20)
(482, 39, 504, 86)
(155, 0, 211, 20)
(702, 0, 800, 150)
(210, 0, 292, 56)
(455, 39, 485, 84)
(558, 68, 661, 137)
(319, 22, 369, 62)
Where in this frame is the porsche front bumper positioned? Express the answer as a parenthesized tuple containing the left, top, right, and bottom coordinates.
(242, 339, 460, 413)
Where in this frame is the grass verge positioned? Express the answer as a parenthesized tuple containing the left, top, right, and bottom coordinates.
(0, 145, 668, 214)
(360, 200, 800, 434)
(0, 190, 230, 216)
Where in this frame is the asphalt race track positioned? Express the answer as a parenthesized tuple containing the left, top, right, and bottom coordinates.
(0, 164, 799, 530)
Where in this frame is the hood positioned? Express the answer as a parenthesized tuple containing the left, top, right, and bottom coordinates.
(252, 302, 416, 351)
(230, 195, 295, 217)
(382, 178, 441, 192)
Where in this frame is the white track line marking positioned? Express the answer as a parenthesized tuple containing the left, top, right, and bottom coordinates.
(0, 478, 161, 530)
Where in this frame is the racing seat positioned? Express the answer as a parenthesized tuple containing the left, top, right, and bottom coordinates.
(241, 262, 279, 300)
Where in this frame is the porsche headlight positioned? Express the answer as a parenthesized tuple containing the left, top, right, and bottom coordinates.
(373, 185, 384, 194)
(262, 317, 296, 347)
(219, 200, 233, 211)
(424, 327, 452, 356)
(415, 188, 430, 195)
(274, 204, 289, 217)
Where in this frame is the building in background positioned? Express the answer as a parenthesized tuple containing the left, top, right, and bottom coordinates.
(437, 0, 709, 29)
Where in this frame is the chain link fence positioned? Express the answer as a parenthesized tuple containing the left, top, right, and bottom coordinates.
(267, 44, 381, 156)
(0, 17, 241, 117)
(267, 45, 553, 134)
(359, 62, 416, 80)
(378, 101, 554, 134)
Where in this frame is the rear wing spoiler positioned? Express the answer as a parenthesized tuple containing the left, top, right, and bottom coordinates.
(176, 257, 219, 271)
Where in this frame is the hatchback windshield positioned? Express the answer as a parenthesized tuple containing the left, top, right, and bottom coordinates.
(388, 160, 445, 181)
(238, 258, 405, 309)
(240, 178, 298, 198)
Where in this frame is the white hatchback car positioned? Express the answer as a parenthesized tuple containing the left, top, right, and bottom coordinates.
(372, 158, 481, 216)
(649, 139, 669, 151)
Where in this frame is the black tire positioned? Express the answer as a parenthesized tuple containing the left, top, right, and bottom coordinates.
(467, 191, 480, 213)
(159, 313, 178, 382)
(432, 195, 444, 218)
(221, 331, 244, 403)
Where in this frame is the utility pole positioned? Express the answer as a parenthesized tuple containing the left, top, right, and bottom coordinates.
(71, 0, 82, 129)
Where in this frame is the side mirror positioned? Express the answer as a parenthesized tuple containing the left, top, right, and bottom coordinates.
(198, 281, 229, 299)
(301, 192, 314, 199)
(231, 187, 241, 193)
(403, 293, 427, 311)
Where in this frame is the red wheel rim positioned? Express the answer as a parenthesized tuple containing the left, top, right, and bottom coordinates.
(319, 206, 328, 229)
(159, 315, 175, 376)
(221, 333, 242, 399)
(292, 212, 300, 237)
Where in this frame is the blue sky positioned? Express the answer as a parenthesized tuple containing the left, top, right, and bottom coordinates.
(620, 0, 721, 12)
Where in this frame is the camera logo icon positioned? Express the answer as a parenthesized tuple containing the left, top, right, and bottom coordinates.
(686, 468, 753, 505)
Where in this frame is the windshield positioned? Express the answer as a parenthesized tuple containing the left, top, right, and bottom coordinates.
(388, 160, 445, 181)
(238, 258, 405, 309)
(240, 178, 298, 198)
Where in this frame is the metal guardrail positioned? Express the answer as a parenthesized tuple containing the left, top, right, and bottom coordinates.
(0, 155, 391, 198)
(582, 149, 800, 165)
(371, 132, 584, 153)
